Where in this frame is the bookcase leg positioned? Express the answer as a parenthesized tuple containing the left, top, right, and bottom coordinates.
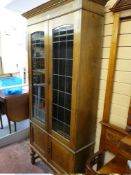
(31, 148, 39, 165)
(31, 148, 36, 165)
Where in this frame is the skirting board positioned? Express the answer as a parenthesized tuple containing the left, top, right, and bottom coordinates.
(0, 127, 29, 148)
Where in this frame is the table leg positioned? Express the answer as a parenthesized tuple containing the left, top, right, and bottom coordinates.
(0, 113, 3, 129)
(8, 118, 11, 133)
(14, 122, 17, 132)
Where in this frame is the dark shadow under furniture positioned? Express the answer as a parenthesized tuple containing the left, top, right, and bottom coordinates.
(0, 91, 29, 133)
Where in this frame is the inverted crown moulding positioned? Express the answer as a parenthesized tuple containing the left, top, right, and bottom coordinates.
(90, 0, 108, 6)
(23, 0, 106, 18)
(111, 0, 131, 12)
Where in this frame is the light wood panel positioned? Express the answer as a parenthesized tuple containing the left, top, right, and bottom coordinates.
(120, 20, 131, 34)
(99, 79, 106, 90)
(104, 20, 131, 36)
(119, 34, 131, 46)
(100, 59, 131, 71)
(101, 58, 109, 69)
(97, 109, 104, 121)
(113, 82, 131, 96)
(100, 69, 108, 80)
(104, 12, 114, 25)
(109, 113, 128, 128)
(116, 59, 131, 71)
(104, 24, 113, 36)
(100, 69, 131, 83)
(99, 80, 131, 96)
(103, 36, 112, 47)
(98, 89, 106, 100)
(117, 47, 131, 59)
(110, 104, 128, 119)
(103, 34, 131, 47)
(102, 48, 110, 58)
(98, 98, 105, 107)
(112, 93, 130, 107)
(114, 71, 131, 84)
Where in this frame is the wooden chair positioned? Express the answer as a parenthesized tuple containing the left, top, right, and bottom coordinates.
(5, 92, 29, 133)
(86, 149, 131, 174)
(0, 72, 21, 129)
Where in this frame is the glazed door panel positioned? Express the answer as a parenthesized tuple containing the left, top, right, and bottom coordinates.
(48, 12, 78, 144)
(29, 22, 49, 129)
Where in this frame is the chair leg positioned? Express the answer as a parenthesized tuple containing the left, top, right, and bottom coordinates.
(8, 119, 12, 133)
(0, 113, 3, 129)
(14, 122, 17, 132)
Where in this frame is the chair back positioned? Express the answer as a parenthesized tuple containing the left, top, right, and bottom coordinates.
(5, 93, 29, 122)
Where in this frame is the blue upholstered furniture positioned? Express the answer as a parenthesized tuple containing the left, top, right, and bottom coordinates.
(0, 76, 22, 95)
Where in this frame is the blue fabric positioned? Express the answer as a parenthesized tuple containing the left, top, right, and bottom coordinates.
(0, 76, 22, 95)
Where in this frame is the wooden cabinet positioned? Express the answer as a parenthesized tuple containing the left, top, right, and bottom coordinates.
(24, 0, 105, 173)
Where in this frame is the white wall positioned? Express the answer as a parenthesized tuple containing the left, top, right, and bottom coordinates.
(95, 1, 131, 156)
(0, 8, 28, 83)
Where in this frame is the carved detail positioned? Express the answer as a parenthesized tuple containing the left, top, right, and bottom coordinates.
(111, 0, 131, 12)
(105, 130, 121, 147)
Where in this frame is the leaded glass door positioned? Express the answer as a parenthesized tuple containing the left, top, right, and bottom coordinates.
(49, 13, 75, 142)
(29, 22, 48, 128)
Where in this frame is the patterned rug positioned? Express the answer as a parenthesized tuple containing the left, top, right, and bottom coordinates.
(0, 139, 53, 173)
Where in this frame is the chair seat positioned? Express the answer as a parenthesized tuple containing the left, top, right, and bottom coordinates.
(98, 155, 131, 174)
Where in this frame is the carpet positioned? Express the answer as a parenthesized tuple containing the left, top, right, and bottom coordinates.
(0, 139, 53, 173)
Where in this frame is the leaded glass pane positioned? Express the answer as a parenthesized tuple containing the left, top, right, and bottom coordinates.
(31, 31, 46, 123)
(52, 25, 74, 139)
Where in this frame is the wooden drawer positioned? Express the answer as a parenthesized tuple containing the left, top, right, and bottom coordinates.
(30, 123, 47, 157)
(49, 137, 74, 173)
(119, 135, 131, 159)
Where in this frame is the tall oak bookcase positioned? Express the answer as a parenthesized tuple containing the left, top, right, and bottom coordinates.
(23, 0, 105, 173)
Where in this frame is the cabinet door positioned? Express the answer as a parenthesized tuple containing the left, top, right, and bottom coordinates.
(49, 12, 80, 145)
(30, 123, 48, 158)
(29, 22, 49, 129)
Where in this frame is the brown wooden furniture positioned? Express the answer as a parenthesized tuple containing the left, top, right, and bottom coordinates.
(23, 0, 105, 173)
(0, 72, 21, 130)
(5, 92, 29, 133)
(0, 91, 29, 133)
(86, 105, 131, 174)
(86, 1, 131, 174)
